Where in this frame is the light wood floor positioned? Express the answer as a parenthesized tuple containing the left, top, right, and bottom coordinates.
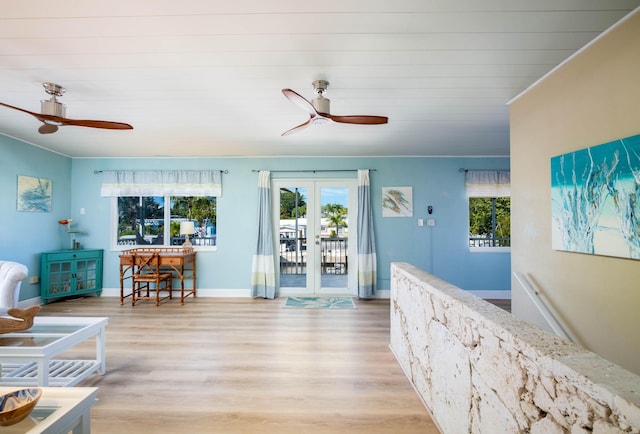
(38, 296, 440, 434)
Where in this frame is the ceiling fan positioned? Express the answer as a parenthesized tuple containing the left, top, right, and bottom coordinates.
(281, 80, 388, 136)
(0, 82, 133, 134)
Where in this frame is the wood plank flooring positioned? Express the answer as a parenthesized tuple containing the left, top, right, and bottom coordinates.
(486, 299, 511, 313)
(38, 297, 439, 434)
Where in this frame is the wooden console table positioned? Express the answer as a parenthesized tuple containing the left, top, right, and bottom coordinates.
(119, 247, 196, 305)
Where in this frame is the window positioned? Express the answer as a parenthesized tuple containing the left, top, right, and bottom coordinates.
(469, 197, 510, 247)
(117, 196, 165, 246)
(115, 196, 216, 247)
(100, 170, 222, 250)
(170, 197, 217, 246)
(465, 170, 510, 251)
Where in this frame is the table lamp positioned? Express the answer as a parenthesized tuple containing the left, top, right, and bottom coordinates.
(180, 221, 195, 247)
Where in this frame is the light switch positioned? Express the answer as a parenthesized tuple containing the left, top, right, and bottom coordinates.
(427, 218, 436, 227)
(418, 219, 424, 227)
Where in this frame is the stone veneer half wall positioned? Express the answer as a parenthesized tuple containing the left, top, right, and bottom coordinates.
(389, 262, 640, 433)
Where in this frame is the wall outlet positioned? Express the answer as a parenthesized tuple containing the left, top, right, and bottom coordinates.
(29, 276, 40, 284)
(418, 218, 424, 227)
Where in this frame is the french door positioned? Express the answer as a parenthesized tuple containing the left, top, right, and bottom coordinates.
(273, 179, 357, 295)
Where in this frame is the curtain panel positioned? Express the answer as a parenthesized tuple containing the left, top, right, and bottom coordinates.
(465, 170, 510, 197)
(250, 171, 276, 299)
(100, 170, 222, 197)
(356, 169, 377, 298)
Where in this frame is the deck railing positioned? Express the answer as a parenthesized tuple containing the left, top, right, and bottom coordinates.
(280, 237, 348, 275)
(117, 235, 216, 246)
(469, 236, 511, 247)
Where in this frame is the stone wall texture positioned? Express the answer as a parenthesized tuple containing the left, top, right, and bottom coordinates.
(389, 262, 640, 434)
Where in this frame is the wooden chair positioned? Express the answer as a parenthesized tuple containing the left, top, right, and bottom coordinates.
(131, 252, 173, 306)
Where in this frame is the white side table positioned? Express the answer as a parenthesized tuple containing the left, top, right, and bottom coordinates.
(0, 386, 98, 433)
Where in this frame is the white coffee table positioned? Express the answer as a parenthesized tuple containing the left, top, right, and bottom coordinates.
(0, 317, 108, 387)
(0, 386, 98, 433)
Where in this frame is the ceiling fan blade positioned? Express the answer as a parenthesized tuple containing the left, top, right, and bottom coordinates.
(282, 89, 318, 116)
(0, 101, 67, 125)
(281, 118, 312, 136)
(0, 101, 46, 119)
(58, 118, 133, 130)
(327, 114, 388, 125)
(38, 123, 59, 134)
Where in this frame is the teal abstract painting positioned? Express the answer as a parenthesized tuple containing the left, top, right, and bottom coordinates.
(551, 133, 640, 259)
(17, 175, 52, 212)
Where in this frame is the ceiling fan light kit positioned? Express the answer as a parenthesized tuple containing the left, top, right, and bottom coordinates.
(281, 79, 388, 136)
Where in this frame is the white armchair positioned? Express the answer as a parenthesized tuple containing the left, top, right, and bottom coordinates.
(0, 261, 28, 316)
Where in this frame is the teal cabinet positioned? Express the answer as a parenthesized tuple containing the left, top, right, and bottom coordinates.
(41, 249, 103, 304)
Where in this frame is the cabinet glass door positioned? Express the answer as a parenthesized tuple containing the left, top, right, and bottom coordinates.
(75, 259, 98, 290)
(48, 261, 72, 295)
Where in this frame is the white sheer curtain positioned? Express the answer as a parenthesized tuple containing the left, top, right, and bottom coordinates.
(100, 170, 222, 197)
(251, 171, 276, 299)
(357, 169, 377, 298)
(465, 170, 510, 197)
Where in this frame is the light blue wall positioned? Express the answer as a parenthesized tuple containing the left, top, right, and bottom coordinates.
(1, 136, 510, 300)
(0, 135, 72, 301)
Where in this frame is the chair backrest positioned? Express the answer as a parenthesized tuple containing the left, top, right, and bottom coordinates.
(0, 261, 29, 312)
(134, 252, 162, 275)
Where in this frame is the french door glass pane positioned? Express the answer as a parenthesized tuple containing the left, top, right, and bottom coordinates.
(320, 187, 349, 289)
(278, 187, 307, 288)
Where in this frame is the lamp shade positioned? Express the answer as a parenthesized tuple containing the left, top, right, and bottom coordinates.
(180, 221, 195, 235)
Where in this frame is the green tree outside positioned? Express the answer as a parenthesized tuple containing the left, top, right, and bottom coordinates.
(118, 196, 164, 236)
(280, 189, 307, 219)
(322, 203, 348, 238)
(171, 197, 217, 236)
(469, 197, 510, 245)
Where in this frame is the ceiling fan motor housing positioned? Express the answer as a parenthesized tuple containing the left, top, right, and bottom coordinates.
(41, 98, 66, 118)
(312, 96, 330, 113)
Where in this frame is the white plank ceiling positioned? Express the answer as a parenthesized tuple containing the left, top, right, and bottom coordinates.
(1, 1, 638, 157)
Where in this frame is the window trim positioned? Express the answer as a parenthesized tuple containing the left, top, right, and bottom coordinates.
(469, 246, 511, 254)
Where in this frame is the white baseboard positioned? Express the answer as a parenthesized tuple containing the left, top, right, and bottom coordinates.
(468, 290, 511, 299)
(18, 297, 42, 308)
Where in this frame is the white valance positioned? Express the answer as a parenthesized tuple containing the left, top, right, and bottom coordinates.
(100, 170, 222, 197)
(465, 170, 510, 197)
